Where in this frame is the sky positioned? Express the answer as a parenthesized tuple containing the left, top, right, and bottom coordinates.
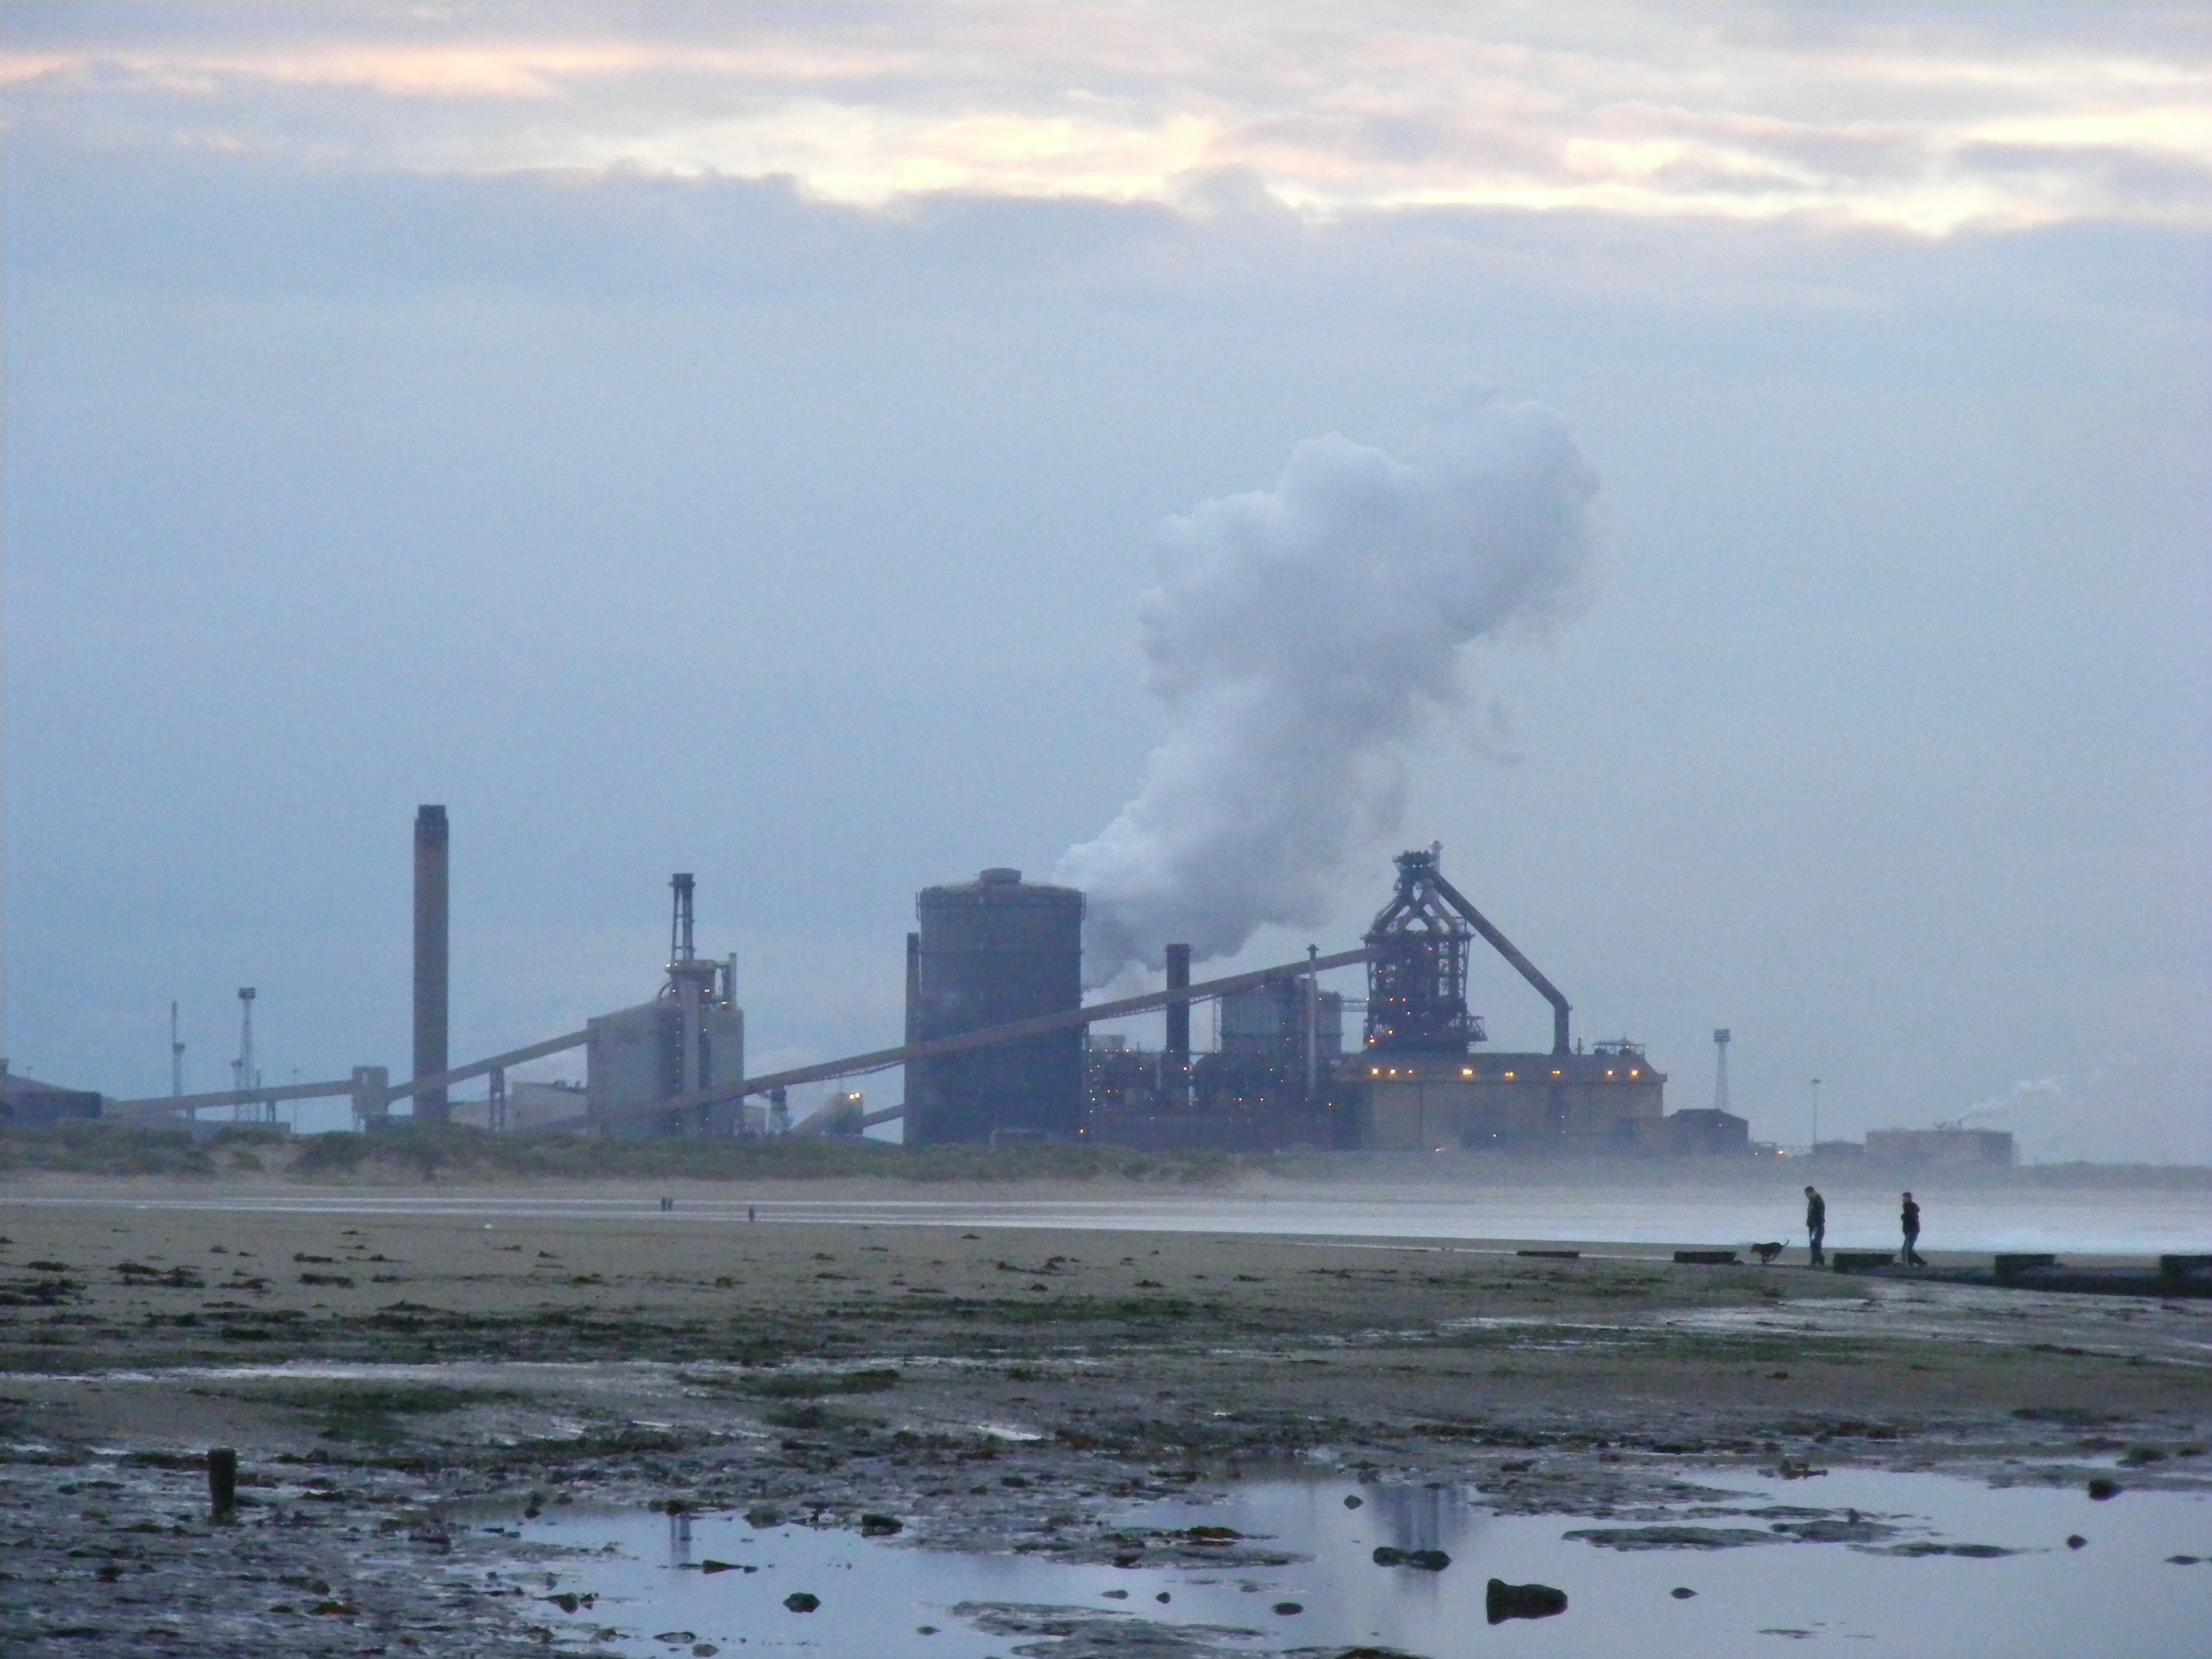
(3, 2, 2207, 1159)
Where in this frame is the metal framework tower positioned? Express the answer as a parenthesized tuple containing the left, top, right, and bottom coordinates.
(1712, 1027, 1732, 1115)
(661, 874, 727, 1100)
(169, 1001, 185, 1099)
(1362, 850, 1479, 1052)
(1363, 846, 1572, 1056)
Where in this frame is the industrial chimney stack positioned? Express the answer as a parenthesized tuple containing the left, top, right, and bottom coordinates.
(1164, 943, 1192, 1107)
(413, 805, 450, 1123)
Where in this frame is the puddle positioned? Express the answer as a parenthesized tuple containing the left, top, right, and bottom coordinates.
(479, 1467, 2211, 1657)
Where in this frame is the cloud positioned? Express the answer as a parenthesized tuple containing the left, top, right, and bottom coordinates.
(2, 4, 2207, 232)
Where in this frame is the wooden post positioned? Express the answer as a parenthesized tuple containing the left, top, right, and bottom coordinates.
(207, 1446, 238, 1517)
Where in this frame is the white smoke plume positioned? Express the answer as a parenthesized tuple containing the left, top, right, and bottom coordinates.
(1057, 386, 1598, 985)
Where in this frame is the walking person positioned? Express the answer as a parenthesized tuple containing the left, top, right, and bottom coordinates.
(1804, 1185, 1827, 1267)
(1900, 1191, 1925, 1267)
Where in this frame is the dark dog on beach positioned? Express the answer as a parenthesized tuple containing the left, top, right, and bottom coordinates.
(1750, 1242, 1786, 1266)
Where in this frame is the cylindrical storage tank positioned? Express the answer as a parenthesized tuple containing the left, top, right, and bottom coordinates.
(906, 868, 1085, 1145)
(1218, 981, 1290, 1057)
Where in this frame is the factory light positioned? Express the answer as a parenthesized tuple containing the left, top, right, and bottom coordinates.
(1461, 1068, 1473, 1078)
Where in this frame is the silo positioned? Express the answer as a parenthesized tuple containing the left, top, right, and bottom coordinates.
(905, 867, 1085, 1145)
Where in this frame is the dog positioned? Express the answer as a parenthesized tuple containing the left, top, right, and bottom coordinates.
(1750, 1242, 1786, 1266)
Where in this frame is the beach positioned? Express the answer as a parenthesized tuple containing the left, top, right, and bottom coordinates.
(4, 1174, 2208, 1655)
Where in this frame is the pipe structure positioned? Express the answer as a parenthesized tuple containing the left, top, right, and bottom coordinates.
(1428, 869, 1572, 1057)
(412, 805, 451, 1123)
(108, 1027, 590, 1119)
(107, 1075, 361, 1120)
(541, 945, 1370, 1138)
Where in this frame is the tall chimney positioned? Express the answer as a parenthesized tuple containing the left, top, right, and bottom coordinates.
(1164, 942, 1191, 1107)
(413, 805, 449, 1123)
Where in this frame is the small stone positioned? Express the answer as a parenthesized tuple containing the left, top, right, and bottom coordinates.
(2067, 1535, 2087, 1549)
(699, 1560, 737, 1574)
(783, 1593, 820, 1614)
(1672, 1587, 1697, 1599)
(860, 1513, 903, 1536)
(1371, 1546, 1406, 1565)
(1272, 1601, 1303, 1615)
(917, 1627, 937, 1635)
(692, 1647, 718, 1656)
(1155, 1592, 1171, 1603)
(2088, 1478, 2122, 1501)
(1343, 1494, 1364, 1509)
(1102, 1590, 1128, 1599)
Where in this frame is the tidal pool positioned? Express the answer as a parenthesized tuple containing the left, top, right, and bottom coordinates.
(486, 1466, 2211, 1658)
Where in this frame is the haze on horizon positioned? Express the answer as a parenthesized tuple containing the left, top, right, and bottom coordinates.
(2, 2, 2207, 1162)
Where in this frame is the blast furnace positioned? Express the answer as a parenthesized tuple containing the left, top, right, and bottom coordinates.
(1356, 847, 1668, 1151)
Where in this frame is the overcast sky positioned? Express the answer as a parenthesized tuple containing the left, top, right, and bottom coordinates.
(4, 3, 2207, 1158)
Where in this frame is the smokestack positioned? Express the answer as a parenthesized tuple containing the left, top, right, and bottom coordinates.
(1164, 942, 1191, 1107)
(1164, 943, 1191, 1060)
(413, 804, 449, 1123)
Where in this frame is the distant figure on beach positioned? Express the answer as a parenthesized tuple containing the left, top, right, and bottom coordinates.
(1901, 1191, 1925, 1266)
(747, 1206, 757, 1223)
(1804, 1186, 1827, 1266)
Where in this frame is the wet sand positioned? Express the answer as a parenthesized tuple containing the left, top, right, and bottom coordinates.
(5, 1176, 2208, 1656)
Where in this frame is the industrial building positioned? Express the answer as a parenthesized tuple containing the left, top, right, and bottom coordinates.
(0, 1066, 103, 1129)
(904, 868, 1086, 1144)
(1866, 1126, 2016, 1166)
(1084, 962, 1354, 1149)
(885, 846, 1680, 1154)
(450, 1080, 586, 1134)
(1358, 1044, 1669, 1152)
(585, 874, 752, 1137)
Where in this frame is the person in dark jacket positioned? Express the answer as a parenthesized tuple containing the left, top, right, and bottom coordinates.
(1804, 1186, 1826, 1265)
(1901, 1191, 1925, 1266)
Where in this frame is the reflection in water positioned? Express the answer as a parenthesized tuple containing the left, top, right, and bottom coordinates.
(1370, 1480, 1469, 1557)
(493, 1467, 2212, 1659)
